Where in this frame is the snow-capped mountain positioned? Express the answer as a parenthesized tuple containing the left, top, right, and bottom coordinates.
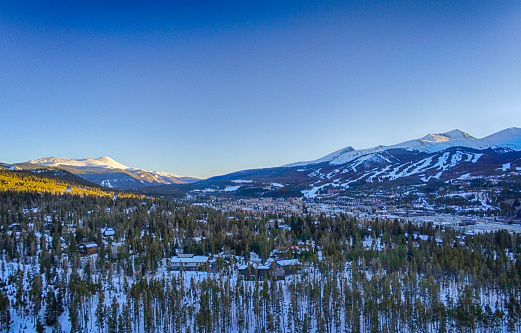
(286, 128, 521, 167)
(481, 127, 521, 150)
(9, 127, 521, 196)
(190, 128, 521, 198)
(22, 156, 200, 190)
(29, 156, 130, 170)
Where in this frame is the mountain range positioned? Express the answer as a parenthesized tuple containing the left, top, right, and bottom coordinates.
(191, 127, 521, 197)
(10, 156, 200, 190)
(3, 127, 521, 196)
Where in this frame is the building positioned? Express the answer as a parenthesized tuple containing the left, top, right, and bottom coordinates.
(78, 242, 98, 255)
(276, 259, 300, 274)
(169, 254, 212, 271)
(102, 227, 115, 238)
(238, 260, 287, 280)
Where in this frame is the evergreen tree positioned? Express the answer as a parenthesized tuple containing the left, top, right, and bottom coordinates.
(0, 290, 10, 332)
(95, 290, 105, 332)
(44, 291, 58, 326)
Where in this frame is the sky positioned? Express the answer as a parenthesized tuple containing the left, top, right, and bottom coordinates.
(1, 1, 521, 179)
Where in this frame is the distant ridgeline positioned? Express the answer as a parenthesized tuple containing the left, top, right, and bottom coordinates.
(0, 168, 139, 198)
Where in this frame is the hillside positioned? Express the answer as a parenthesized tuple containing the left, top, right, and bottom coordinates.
(0, 168, 135, 198)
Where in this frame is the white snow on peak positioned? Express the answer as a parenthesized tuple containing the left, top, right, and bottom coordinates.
(419, 133, 452, 143)
(388, 130, 484, 155)
(27, 157, 198, 183)
(284, 146, 356, 167)
(29, 156, 130, 170)
(418, 129, 474, 143)
(481, 127, 521, 150)
(284, 128, 520, 168)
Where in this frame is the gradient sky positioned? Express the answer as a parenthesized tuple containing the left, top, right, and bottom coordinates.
(1, 1, 520, 178)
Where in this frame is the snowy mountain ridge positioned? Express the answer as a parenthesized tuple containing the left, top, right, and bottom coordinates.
(25, 156, 200, 190)
(286, 128, 521, 167)
(29, 156, 130, 170)
(193, 127, 521, 198)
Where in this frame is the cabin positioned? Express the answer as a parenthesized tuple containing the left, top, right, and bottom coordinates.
(78, 242, 98, 255)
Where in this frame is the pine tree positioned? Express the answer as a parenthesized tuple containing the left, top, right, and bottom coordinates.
(30, 275, 43, 317)
(36, 317, 44, 333)
(119, 301, 132, 333)
(69, 298, 80, 333)
(0, 290, 10, 332)
(95, 290, 105, 332)
(52, 319, 62, 333)
(108, 296, 119, 333)
(44, 291, 57, 326)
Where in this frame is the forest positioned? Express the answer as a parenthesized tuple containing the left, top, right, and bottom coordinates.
(0, 169, 520, 332)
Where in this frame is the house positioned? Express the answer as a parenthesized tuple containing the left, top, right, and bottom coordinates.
(267, 218, 284, 229)
(257, 264, 271, 279)
(276, 259, 300, 274)
(169, 254, 212, 271)
(270, 262, 286, 280)
(78, 242, 98, 255)
(8, 223, 21, 231)
(238, 261, 286, 280)
(101, 227, 115, 238)
(238, 264, 257, 279)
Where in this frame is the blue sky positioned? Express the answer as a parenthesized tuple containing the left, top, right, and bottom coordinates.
(1, 1, 520, 178)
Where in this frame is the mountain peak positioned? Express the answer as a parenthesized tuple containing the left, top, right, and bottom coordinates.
(419, 129, 474, 143)
(91, 156, 129, 169)
(29, 156, 129, 170)
(24, 156, 199, 189)
(482, 127, 521, 148)
(442, 129, 474, 139)
(282, 146, 356, 167)
(285, 128, 519, 168)
(29, 157, 73, 165)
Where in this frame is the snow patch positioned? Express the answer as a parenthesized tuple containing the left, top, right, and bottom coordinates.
(100, 180, 113, 188)
(458, 173, 471, 180)
(224, 185, 241, 192)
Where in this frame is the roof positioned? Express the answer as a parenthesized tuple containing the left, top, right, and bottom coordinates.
(277, 259, 299, 266)
(170, 255, 209, 264)
(80, 242, 98, 248)
(102, 227, 115, 236)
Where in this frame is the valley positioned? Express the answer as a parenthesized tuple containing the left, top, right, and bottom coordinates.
(1, 127, 521, 332)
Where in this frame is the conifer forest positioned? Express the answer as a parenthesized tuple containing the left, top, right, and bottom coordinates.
(1, 170, 521, 332)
